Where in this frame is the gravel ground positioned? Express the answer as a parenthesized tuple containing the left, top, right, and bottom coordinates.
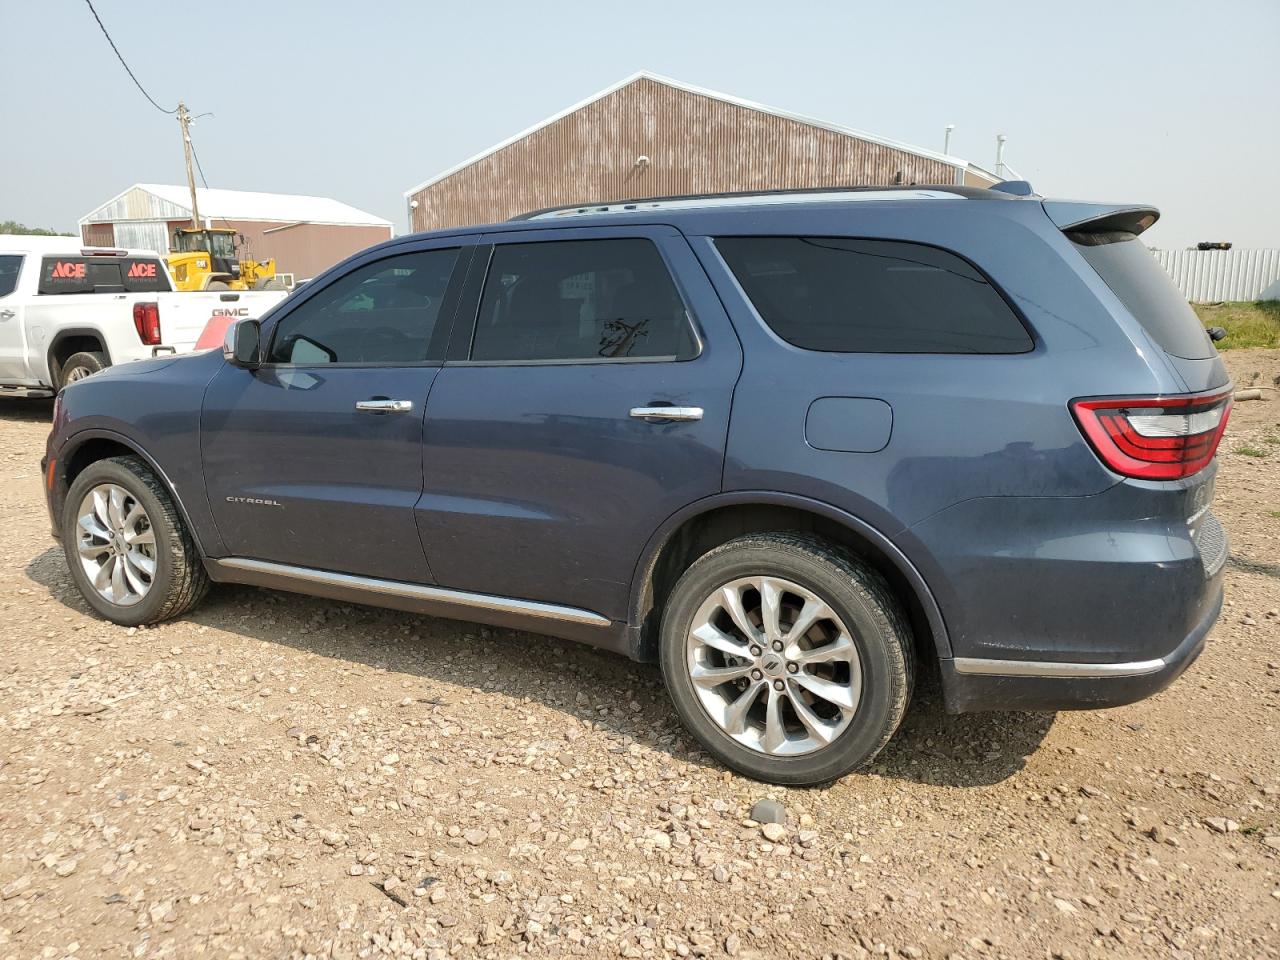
(1, 351, 1277, 960)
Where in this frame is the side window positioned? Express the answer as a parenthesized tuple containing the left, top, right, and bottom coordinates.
(0, 256, 21, 298)
(470, 238, 696, 362)
(716, 236, 1033, 354)
(268, 248, 460, 364)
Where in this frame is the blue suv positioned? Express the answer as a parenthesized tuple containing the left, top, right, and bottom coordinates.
(42, 185, 1231, 784)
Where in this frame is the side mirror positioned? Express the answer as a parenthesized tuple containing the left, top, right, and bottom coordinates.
(222, 318, 262, 368)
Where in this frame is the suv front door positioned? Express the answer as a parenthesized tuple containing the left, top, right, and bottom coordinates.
(418, 225, 742, 623)
(0, 255, 27, 382)
(200, 239, 473, 583)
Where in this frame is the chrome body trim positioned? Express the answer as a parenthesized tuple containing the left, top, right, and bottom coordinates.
(952, 654, 1167, 679)
(209, 557, 612, 627)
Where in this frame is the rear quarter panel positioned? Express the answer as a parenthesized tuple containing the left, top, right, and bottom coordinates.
(686, 200, 1181, 531)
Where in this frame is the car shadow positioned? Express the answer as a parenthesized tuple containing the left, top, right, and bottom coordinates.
(24, 544, 1051, 790)
(0, 397, 55, 422)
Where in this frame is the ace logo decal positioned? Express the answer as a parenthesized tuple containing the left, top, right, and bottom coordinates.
(50, 261, 87, 280)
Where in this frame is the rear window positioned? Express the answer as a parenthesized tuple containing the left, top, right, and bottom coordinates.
(0, 255, 21, 297)
(715, 237, 1032, 354)
(1070, 232, 1214, 360)
(38, 256, 171, 295)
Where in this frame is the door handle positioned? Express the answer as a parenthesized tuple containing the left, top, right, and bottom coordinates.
(0, 309, 14, 320)
(629, 405, 704, 423)
(355, 399, 414, 413)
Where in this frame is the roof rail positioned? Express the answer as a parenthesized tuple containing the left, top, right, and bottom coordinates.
(511, 184, 992, 221)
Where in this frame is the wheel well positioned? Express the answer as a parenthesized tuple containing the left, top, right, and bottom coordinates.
(49, 333, 106, 383)
(636, 504, 940, 670)
(62, 439, 136, 486)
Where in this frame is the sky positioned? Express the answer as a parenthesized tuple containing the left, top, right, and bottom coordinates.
(3, 0, 1278, 249)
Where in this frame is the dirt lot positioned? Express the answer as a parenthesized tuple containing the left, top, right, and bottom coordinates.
(1, 352, 1277, 960)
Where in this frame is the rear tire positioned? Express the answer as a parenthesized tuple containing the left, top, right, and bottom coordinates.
(659, 533, 913, 785)
(58, 351, 106, 389)
(206, 279, 231, 291)
(62, 456, 209, 627)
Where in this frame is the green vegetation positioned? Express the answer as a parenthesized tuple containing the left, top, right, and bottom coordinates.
(1193, 301, 1280, 349)
(1268, 510, 1280, 520)
(0, 220, 74, 237)
(1236, 445, 1267, 457)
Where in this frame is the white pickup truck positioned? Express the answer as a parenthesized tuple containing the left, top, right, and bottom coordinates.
(0, 236, 289, 397)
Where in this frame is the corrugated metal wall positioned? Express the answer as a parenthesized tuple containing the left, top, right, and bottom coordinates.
(1152, 249, 1280, 301)
(410, 77, 964, 231)
(112, 220, 173, 257)
(83, 186, 191, 224)
(80, 223, 114, 247)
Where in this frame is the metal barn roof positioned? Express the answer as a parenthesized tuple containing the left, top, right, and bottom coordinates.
(80, 184, 392, 228)
(405, 71, 998, 198)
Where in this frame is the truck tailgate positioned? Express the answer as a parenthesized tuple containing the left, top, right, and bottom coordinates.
(157, 291, 289, 351)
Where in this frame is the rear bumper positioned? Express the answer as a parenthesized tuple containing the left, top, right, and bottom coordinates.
(938, 582, 1221, 712)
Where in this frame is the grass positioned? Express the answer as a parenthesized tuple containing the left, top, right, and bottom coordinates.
(1269, 510, 1280, 520)
(1192, 301, 1280, 349)
(1236, 445, 1268, 457)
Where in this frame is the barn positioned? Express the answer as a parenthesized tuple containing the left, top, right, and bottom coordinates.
(405, 72, 1000, 232)
(79, 184, 393, 281)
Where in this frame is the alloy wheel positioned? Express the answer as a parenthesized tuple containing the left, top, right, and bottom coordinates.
(75, 483, 156, 606)
(685, 576, 862, 756)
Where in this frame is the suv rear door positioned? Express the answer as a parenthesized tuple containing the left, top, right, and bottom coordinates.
(417, 225, 742, 623)
(200, 237, 473, 583)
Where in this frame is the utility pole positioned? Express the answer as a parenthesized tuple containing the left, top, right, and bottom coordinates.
(177, 101, 201, 231)
(944, 124, 955, 155)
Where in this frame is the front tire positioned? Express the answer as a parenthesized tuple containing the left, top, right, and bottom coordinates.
(659, 533, 913, 785)
(62, 456, 209, 627)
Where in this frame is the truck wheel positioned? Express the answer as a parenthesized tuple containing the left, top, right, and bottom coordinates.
(659, 533, 914, 785)
(62, 455, 210, 627)
(206, 280, 231, 291)
(59, 351, 107, 388)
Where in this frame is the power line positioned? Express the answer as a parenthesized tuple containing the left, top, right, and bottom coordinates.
(82, 0, 177, 114)
(189, 136, 242, 233)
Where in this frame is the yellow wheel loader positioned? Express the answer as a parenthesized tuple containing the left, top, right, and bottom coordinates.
(166, 227, 284, 291)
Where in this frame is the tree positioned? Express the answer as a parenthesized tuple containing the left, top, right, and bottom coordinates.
(0, 220, 74, 237)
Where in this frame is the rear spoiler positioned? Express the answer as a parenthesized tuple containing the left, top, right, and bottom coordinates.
(1042, 201, 1160, 236)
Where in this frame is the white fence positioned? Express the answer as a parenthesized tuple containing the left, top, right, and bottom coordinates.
(1151, 248, 1280, 302)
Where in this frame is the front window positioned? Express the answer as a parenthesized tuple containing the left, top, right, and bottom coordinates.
(207, 232, 236, 261)
(268, 248, 460, 364)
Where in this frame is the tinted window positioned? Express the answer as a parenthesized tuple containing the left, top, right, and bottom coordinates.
(470, 239, 696, 362)
(716, 237, 1032, 354)
(268, 248, 460, 364)
(1071, 232, 1214, 360)
(37, 256, 171, 294)
(0, 256, 20, 297)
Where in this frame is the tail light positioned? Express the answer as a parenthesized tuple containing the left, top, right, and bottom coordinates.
(133, 302, 162, 345)
(1071, 387, 1233, 480)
